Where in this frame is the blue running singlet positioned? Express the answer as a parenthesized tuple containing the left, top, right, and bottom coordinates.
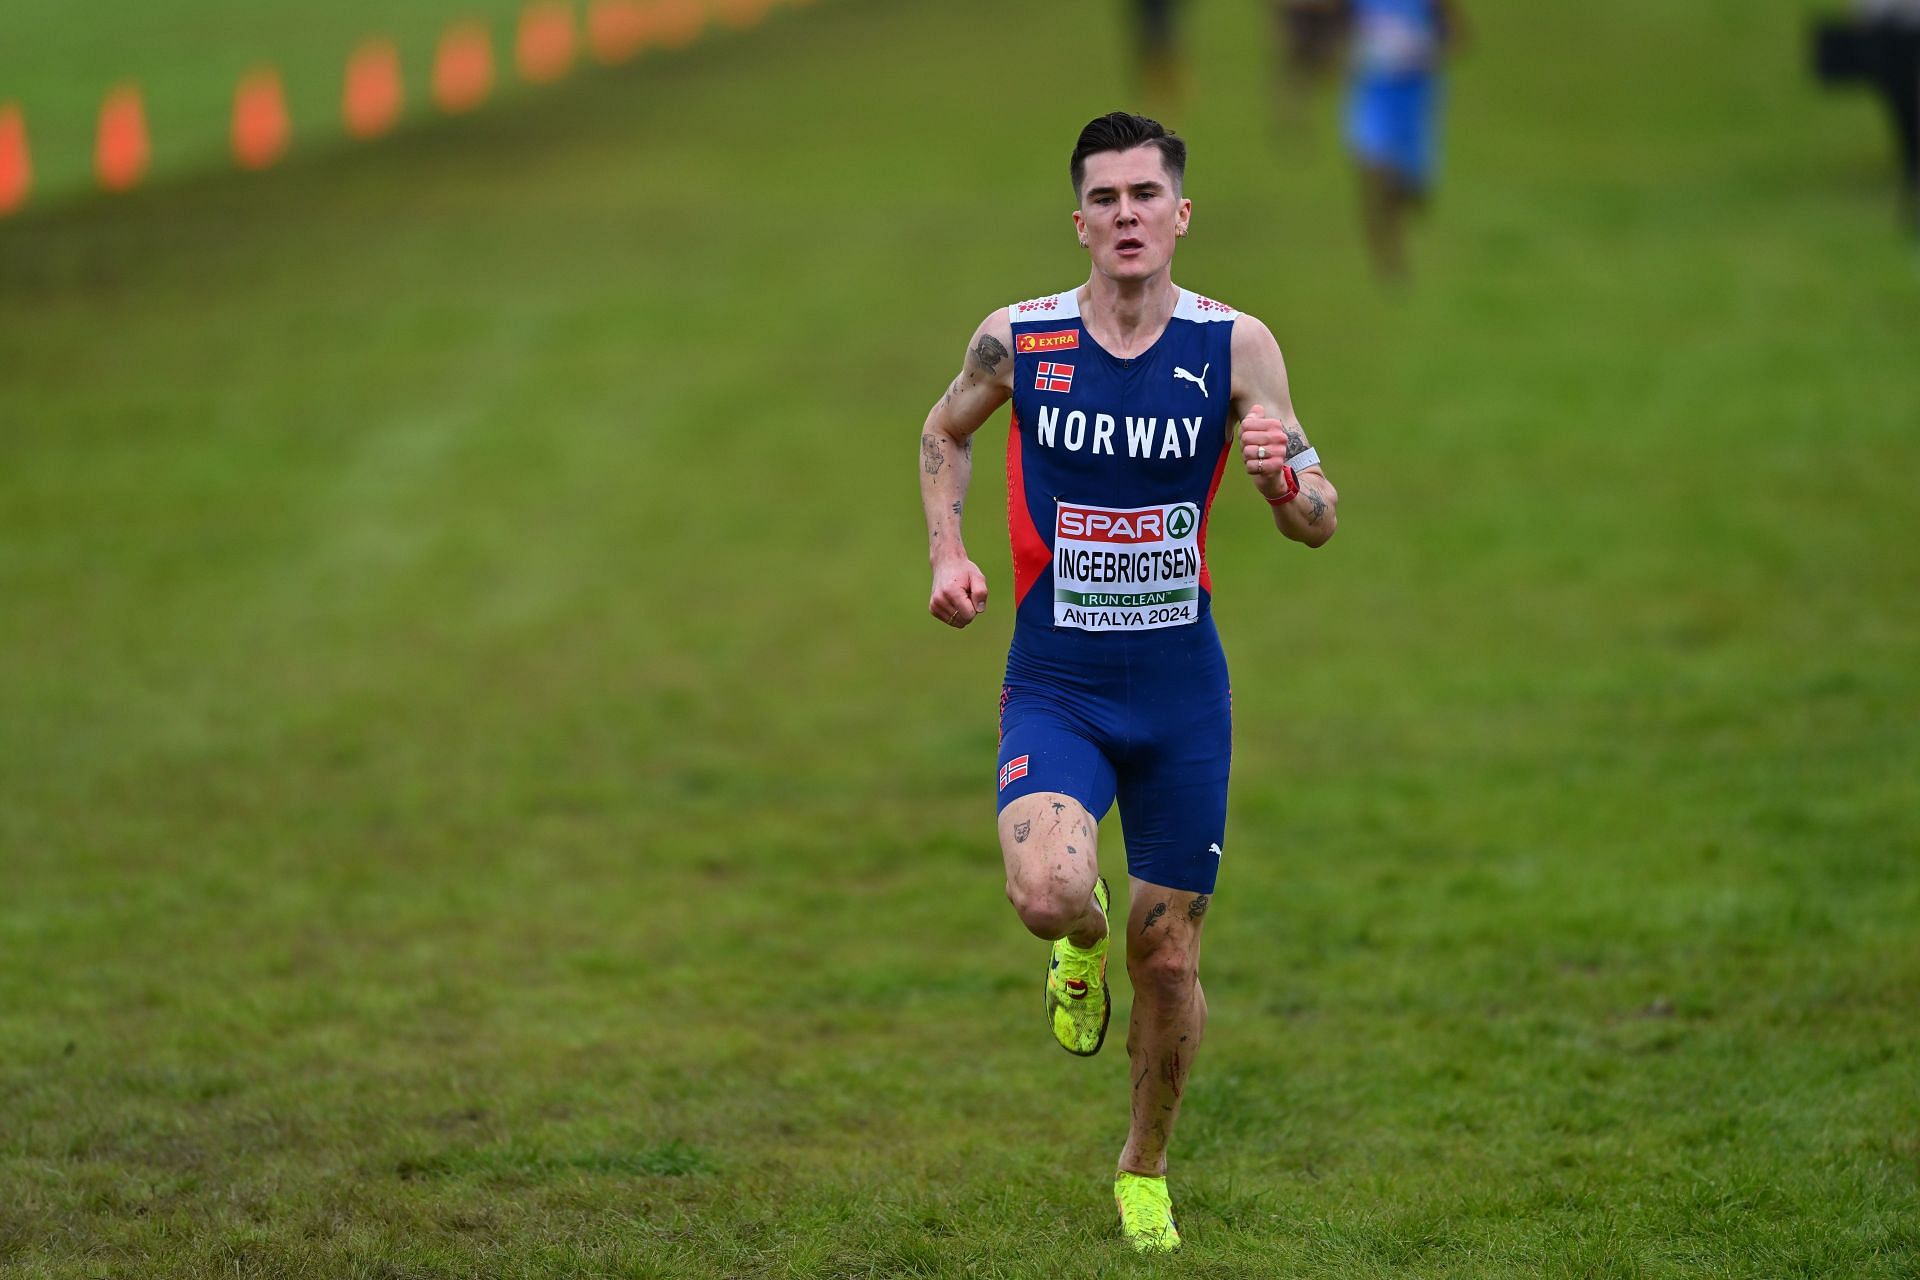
(994, 287, 1237, 894)
(1347, 0, 1445, 187)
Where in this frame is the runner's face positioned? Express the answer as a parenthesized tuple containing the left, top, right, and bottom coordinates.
(1073, 146, 1190, 282)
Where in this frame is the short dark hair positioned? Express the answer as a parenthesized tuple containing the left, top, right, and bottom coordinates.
(1070, 112, 1186, 200)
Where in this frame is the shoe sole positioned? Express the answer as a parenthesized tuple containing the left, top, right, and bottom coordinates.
(1044, 877, 1111, 1057)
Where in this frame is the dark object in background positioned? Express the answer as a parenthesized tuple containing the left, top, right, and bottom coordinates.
(1813, 17, 1920, 226)
(1131, 0, 1185, 112)
(1281, 0, 1350, 79)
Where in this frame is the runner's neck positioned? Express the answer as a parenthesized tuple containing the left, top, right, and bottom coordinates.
(1078, 276, 1179, 359)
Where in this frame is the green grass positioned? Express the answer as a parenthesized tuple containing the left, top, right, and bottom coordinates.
(3, 0, 1918, 1275)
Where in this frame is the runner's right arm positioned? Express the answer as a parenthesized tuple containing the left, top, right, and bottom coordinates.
(921, 309, 1015, 629)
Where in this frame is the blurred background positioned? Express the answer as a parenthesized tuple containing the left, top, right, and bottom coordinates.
(2, 1, 1917, 1276)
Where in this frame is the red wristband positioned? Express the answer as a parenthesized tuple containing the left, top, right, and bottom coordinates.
(1266, 464, 1300, 506)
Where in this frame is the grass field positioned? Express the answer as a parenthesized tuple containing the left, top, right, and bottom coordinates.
(4, 1, 1919, 1275)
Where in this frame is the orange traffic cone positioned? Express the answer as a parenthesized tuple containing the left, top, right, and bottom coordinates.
(433, 21, 495, 114)
(232, 67, 291, 170)
(517, 2, 576, 84)
(653, 0, 705, 49)
(587, 0, 649, 65)
(95, 83, 150, 193)
(0, 103, 29, 216)
(344, 39, 405, 139)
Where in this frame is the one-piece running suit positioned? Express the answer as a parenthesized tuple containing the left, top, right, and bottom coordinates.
(994, 287, 1238, 895)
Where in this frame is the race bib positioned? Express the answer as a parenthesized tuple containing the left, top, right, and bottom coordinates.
(1052, 500, 1202, 632)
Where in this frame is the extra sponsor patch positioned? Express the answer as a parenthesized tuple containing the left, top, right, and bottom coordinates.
(999, 755, 1030, 790)
(1034, 361, 1073, 393)
(1016, 329, 1079, 354)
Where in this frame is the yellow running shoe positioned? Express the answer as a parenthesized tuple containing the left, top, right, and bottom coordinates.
(1043, 876, 1110, 1056)
(1114, 1171, 1181, 1253)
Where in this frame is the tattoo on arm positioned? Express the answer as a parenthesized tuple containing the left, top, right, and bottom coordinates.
(971, 334, 1009, 375)
(1305, 487, 1325, 525)
(921, 432, 944, 476)
(1187, 894, 1210, 921)
(1140, 902, 1168, 935)
(1285, 427, 1308, 460)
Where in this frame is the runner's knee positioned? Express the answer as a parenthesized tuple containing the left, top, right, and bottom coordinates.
(1128, 937, 1200, 1001)
(998, 793, 1099, 939)
(1006, 879, 1091, 940)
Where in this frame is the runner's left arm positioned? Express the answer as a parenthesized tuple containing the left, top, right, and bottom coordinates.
(1230, 314, 1338, 547)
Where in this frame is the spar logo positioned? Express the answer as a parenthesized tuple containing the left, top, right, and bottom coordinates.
(1057, 503, 1199, 543)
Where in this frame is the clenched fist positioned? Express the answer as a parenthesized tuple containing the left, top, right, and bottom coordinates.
(930, 559, 990, 629)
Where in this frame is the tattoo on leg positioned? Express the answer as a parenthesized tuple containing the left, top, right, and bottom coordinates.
(1013, 820, 1031, 844)
(1187, 894, 1210, 921)
(1051, 801, 1065, 815)
(921, 433, 944, 476)
(951, 500, 963, 517)
(971, 334, 1009, 374)
(1140, 902, 1168, 935)
(1066, 845, 1078, 858)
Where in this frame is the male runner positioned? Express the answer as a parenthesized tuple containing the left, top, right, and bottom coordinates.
(1345, 0, 1466, 279)
(917, 112, 1338, 1253)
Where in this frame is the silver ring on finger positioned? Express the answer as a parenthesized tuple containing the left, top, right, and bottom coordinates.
(1257, 446, 1268, 460)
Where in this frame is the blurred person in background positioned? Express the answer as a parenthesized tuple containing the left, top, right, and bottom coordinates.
(1272, 0, 1351, 129)
(918, 112, 1337, 1254)
(1128, 0, 1186, 116)
(1853, 0, 1920, 223)
(1856, 0, 1920, 20)
(1345, 0, 1465, 280)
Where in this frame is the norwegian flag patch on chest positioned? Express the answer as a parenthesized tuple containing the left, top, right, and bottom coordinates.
(1034, 362, 1073, 393)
